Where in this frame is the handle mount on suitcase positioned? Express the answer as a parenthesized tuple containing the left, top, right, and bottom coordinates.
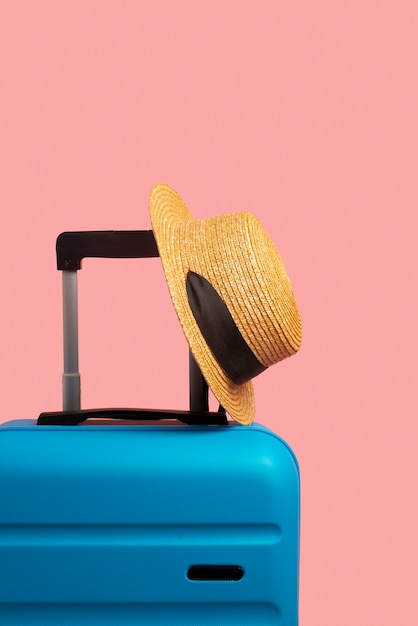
(38, 231, 227, 426)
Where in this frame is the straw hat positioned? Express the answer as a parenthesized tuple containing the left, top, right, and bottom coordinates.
(149, 183, 302, 425)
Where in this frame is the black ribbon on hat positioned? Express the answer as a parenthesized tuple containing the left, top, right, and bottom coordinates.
(186, 271, 267, 385)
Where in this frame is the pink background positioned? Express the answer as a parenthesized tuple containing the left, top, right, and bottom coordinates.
(1, 1, 417, 623)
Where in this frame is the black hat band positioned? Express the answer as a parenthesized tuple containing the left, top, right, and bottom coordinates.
(186, 271, 267, 386)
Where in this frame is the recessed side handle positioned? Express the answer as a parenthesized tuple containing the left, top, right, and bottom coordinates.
(187, 565, 244, 581)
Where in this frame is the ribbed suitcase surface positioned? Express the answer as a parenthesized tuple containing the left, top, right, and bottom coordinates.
(0, 419, 299, 625)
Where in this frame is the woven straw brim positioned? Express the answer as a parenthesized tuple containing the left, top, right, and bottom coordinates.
(149, 184, 302, 425)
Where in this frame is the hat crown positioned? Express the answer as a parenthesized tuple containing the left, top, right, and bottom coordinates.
(180, 211, 302, 367)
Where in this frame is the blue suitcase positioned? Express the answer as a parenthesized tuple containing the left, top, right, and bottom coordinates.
(0, 231, 300, 625)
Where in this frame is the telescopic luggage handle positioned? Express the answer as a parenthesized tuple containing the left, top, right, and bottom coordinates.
(38, 231, 227, 426)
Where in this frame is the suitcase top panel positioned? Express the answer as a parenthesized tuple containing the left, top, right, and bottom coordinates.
(0, 420, 299, 526)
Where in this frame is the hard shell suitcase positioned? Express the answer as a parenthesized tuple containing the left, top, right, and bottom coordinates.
(0, 231, 300, 625)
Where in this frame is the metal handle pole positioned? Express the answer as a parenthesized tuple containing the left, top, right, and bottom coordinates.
(189, 351, 209, 412)
(62, 271, 80, 411)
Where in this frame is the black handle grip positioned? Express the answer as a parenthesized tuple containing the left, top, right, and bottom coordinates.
(56, 230, 159, 270)
(37, 407, 228, 426)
